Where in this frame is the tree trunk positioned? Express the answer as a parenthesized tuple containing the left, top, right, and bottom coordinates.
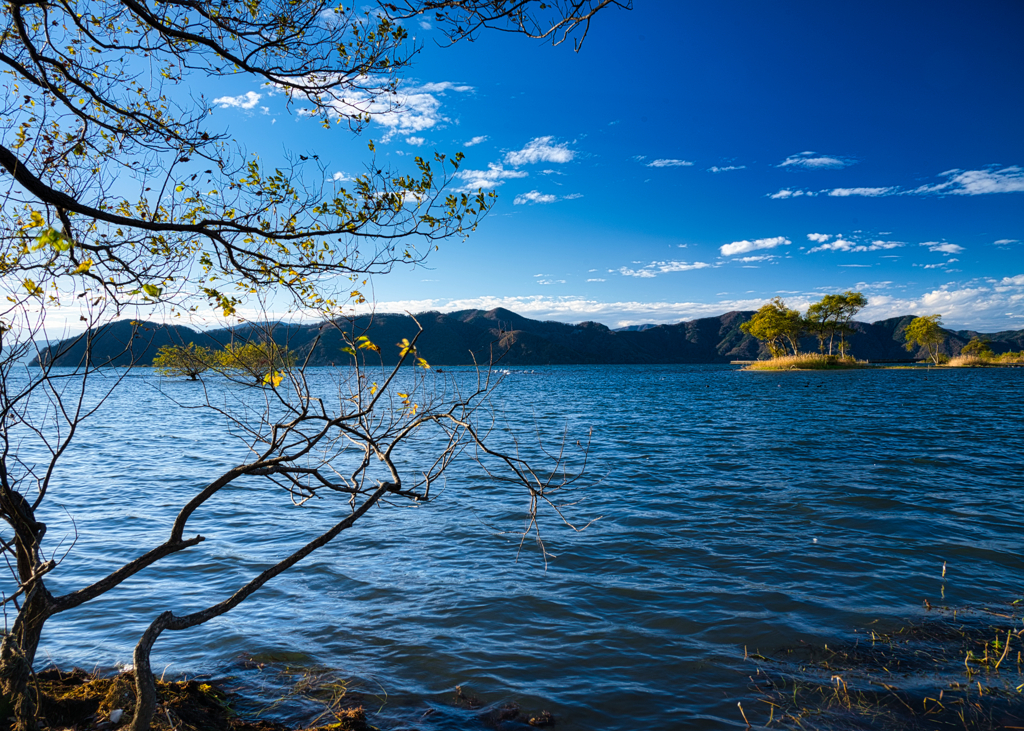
(0, 589, 52, 731)
(129, 613, 173, 731)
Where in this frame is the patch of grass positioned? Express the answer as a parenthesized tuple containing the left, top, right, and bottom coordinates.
(744, 353, 868, 371)
(29, 667, 369, 731)
(950, 351, 1024, 367)
(743, 599, 1024, 730)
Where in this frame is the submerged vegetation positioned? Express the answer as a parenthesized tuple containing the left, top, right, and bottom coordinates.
(153, 342, 298, 384)
(745, 599, 1024, 730)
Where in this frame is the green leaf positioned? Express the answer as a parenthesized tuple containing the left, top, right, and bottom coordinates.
(142, 284, 163, 298)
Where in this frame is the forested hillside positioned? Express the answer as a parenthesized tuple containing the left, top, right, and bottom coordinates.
(33, 308, 1024, 367)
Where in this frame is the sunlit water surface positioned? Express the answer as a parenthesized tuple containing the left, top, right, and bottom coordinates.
(15, 365, 1024, 729)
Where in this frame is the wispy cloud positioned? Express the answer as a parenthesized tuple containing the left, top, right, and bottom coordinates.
(309, 80, 473, 142)
(736, 255, 776, 263)
(505, 136, 575, 166)
(587, 278, 606, 282)
(911, 166, 1024, 195)
(514, 190, 557, 205)
(772, 166, 1024, 200)
(405, 136, 426, 146)
(769, 189, 816, 199)
(464, 135, 489, 147)
(213, 91, 261, 109)
(617, 260, 711, 278)
(828, 187, 896, 197)
(720, 236, 790, 257)
(807, 237, 904, 254)
(512, 190, 583, 205)
(646, 159, 694, 168)
(708, 165, 745, 173)
(995, 239, 1019, 246)
(778, 151, 855, 170)
(922, 242, 964, 254)
(455, 163, 528, 191)
(914, 259, 959, 270)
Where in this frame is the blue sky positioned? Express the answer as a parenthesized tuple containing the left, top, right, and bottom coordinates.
(207, 0, 1024, 330)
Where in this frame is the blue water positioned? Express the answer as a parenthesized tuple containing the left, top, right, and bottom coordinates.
(10, 365, 1024, 729)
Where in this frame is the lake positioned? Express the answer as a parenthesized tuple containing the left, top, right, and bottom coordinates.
(15, 364, 1024, 729)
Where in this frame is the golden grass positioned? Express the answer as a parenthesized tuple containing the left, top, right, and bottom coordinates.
(744, 353, 867, 371)
(949, 351, 1024, 367)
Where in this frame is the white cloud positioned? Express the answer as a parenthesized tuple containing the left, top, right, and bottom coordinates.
(827, 187, 896, 197)
(646, 159, 694, 168)
(720, 236, 790, 257)
(331, 171, 351, 182)
(618, 260, 711, 277)
(338, 295, 780, 329)
(416, 81, 473, 93)
(911, 166, 1024, 195)
(807, 238, 905, 254)
(514, 190, 558, 205)
(860, 280, 1024, 329)
(807, 233, 832, 243)
(536, 279, 566, 285)
(455, 163, 528, 192)
(769, 189, 815, 199)
(922, 242, 964, 254)
(309, 80, 473, 142)
(512, 190, 581, 205)
(777, 167, 1024, 200)
(344, 274, 1024, 329)
(736, 255, 776, 263)
(405, 136, 426, 146)
(505, 137, 575, 166)
(464, 135, 489, 147)
(995, 239, 1019, 246)
(587, 278, 606, 282)
(778, 151, 854, 169)
(708, 165, 745, 173)
(419, 20, 431, 29)
(618, 267, 657, 278)
(213, 91, 261, 109)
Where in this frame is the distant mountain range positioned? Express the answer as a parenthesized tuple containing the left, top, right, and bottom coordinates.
(31, 308, 1024, 368)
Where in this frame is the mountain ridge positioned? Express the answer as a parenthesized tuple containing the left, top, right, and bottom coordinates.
(31, 308, 1024, 368)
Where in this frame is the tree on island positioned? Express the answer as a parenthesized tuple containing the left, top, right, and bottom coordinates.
(740, 297, 804, 357)
(805, 291, 867, 356)
(152, 343, 215, 380)
(0, 2, 619, 729)
(960, 336, 994, 359)
(903, 314, 947, 365)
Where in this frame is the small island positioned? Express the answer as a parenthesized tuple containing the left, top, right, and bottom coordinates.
(739, 295, 1024, 370)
